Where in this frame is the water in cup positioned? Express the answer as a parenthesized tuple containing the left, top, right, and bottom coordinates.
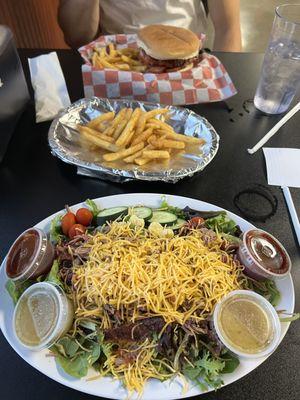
(254, 39, 300, 114)
(254, 5, 300, 114)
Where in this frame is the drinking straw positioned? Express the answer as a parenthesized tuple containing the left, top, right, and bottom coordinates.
(281, 186, 300, 246)
(248, 102, 300, 154)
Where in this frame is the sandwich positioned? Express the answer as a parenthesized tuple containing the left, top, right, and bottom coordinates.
(137, 24, 202, 73)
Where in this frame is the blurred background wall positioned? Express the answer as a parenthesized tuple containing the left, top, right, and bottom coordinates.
(0, 0, 68, 48)
(205, 0, 298, 51)
(0, 0, 297, 51)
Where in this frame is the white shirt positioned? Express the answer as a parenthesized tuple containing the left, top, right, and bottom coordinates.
(99, 0, 207, 35)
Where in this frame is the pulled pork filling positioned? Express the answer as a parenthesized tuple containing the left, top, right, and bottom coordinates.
(138, 48, 203, 73)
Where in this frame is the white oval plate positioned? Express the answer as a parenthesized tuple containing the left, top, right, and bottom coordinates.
(0, 193, 294, 400)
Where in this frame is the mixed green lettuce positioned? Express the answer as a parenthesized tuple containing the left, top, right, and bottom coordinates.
(50, 214, 63, 243)
(183, 351, 239, 391)
(158, 197, 187, 219)
(45, 260, 62, 287)
(205, 213, 238, 236)
(247, 278, 281, 307)
(5, 280, 33, 305)
(51, 336, 101, 378)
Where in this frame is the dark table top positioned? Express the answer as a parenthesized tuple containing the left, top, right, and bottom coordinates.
(0, 49, 300, 400)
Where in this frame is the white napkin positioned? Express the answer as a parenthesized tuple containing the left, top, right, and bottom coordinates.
(28, 52, 71, 123)
(263, 147, 300, 188)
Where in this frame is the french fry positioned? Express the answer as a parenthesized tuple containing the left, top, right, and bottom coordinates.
(103, 142, 145, 162)
(110, 109, 127, 126)
(152, 128, 172, 135)
(100, 47, 107, 58)
(106, 56, 123, 63)
(156, 139, 185, 149)
(148, 118, 174, 131)
(124, 108, 133, 119)
(108, 43, 116, 57)
(78, 126, 115, 143)
(132, 127, 153, 146)
(131, 65, 147, 72)
(115, 108, 141, 147)
(122, 129, 136, 147)
(80, 130, 120, 152)
(124, 144, 153, 163)
(113, 120, 129, 140)
(98, 122, 109, 132)
(92, 52, 98, 67)
(80, 106, 203, 168)
(135, 113, 147, 136)
(145, 109, 169, 120)
(162, 112, 172, 121)
(91, 45, 141, 72)
(121, 55, 142, 66)
(142, 150, 170, 159)
(118, 48, 139, 56)
(147, 134, 158, 146)
(165, 131, 206, 145)
(100, 108, 127, 137)
(134, 156, 152, 166)
(102, 124, 115, 137)
(95, 55, 104, 69)
(134, 158, 150, 166)
(99, 58, 118, 70)
(113, 108, 133, 139)
(87, 111, 115, 129)
(114, 63, 131, 71)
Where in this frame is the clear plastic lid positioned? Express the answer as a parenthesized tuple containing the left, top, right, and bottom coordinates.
(6, 228, 54, 283)
(13, 282, 74, 351)
(213, 290, 281, 359)
(243, 229, 291, 277)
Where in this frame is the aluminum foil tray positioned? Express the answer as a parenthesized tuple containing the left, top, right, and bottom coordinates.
(48, 97, 219, 183)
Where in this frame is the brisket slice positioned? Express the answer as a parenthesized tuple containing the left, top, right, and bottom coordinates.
(104, 317, 165, 343)
(138, 49, 202, 73)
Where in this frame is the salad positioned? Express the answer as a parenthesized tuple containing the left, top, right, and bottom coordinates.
(6, 198, 288, 395)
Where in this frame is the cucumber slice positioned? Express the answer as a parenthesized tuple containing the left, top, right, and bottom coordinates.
(97, 207, 128, 225)
(149, 211, 177, 226)
(132, 207, 153, 221)
(170, 218, 186, 230)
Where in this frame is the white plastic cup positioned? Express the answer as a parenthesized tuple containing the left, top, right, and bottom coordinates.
(238, 229, 291, 281)
(213, 290, 281, 359)
(6, 228, 55, 283)
(13, 282, 74, 351)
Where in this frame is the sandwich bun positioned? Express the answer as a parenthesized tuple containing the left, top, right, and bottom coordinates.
(137, 24, 201, 60)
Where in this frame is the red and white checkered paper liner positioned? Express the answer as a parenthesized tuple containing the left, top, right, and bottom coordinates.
(79, 34, 237, 105)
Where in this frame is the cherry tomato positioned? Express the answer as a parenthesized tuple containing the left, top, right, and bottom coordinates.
(61, 212, 76, 235)
(188, 217, 205, 228)
(68, 224, 86, 239)
(76, 208, 93, 226)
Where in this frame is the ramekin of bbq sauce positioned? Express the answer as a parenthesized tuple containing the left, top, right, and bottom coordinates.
(238, 229, 291, 280)
(6, 228, 54, 283)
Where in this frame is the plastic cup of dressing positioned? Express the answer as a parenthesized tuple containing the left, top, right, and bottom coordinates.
(13, 282, 74, 351)
(213, 290, 281, 359)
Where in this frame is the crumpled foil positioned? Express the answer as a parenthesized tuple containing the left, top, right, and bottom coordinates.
(48, 97, 219, 183)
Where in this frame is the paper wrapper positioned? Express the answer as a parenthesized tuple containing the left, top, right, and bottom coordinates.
(79, 34, 237, 105)
(48, 97, 219, 183)
(28, 52, 71, 122)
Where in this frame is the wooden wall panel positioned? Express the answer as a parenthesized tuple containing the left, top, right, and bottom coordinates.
(0, 0, 68, 48)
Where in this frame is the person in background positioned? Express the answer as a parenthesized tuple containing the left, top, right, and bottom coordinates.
(58, 0, 242, 51)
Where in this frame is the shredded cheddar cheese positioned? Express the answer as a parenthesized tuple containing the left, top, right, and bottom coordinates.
(70, 220, 248, 393)
(72, 221, 246, 328)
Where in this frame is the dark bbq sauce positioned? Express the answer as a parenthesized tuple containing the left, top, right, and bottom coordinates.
(6, 229, 40, 278)
(246, 230, 289, 274)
